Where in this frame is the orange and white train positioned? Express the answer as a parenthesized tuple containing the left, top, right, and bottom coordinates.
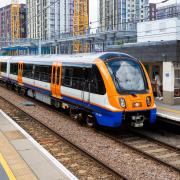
(0, 52, 156, 128)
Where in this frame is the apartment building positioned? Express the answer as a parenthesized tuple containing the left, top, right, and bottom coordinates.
(156, 4, 180, 20)
(59, 0, 74, 36)
(98, 0, 120, 31)
(98, 0, 149, 32)
(0, 4, 26, 46)
(26, 0, 74, 40)
(27, 0, 58, 40)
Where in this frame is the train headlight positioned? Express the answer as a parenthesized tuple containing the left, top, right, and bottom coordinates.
(146, 96, 151, 107)
(119, 98, 126, 108)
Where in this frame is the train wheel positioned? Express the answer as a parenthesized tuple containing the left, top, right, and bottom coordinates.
(69, 108, 85, 125)
(54, 101, 61, 109)
(85, 115, 96, 128)
(69, 108, 78, 121)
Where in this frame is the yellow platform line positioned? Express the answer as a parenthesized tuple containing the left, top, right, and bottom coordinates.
(0, 153, 16, 180)
(157, 106, 180, 115)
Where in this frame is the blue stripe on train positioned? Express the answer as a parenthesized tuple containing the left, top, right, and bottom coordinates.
(62, 95, 123, 127)
(23, 83, 51, 95)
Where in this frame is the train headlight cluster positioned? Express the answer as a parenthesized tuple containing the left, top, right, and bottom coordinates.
(146, 96, 151, 106)
(119, 98, 126, 108)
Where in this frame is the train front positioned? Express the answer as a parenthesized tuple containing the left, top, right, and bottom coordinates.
(97, 54, 156, 128)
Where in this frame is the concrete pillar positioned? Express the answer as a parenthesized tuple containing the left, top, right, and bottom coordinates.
(163, 62, 174, 105)
(55, 45, 58, 54)
(50, 46, 52, 54)
(58, 45, 61, 54)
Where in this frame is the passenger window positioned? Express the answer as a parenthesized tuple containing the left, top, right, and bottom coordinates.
(62, 66, 90, 90)
(83, 68, 92, 92)
(10, 63, 18, 75)
(91, 66, 106, 95)
(1, 62, 7, 73)
(62, 67, 73, 87)
(23, 64, 34, 79)
(35, 65, 51, 82)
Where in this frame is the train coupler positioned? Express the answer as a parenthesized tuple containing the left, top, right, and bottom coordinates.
(131, 115, 145, 128)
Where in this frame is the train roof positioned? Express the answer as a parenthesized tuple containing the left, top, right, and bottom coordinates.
(0, 52, 136, 64)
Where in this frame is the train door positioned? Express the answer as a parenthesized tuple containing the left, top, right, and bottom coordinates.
(81, 67, 91, 104)
(18, 62, 23, 85)
(51, 62, 62, 98)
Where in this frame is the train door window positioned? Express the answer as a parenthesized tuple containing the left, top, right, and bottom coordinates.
(10, 63, 18, 75)
(91, 65, 106, 95)
(56, 66, 60, 85)
(52, 66, 56, 84)
(1, 62, 7, 73)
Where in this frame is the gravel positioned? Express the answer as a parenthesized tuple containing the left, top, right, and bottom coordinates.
(0, 86, 180, 180)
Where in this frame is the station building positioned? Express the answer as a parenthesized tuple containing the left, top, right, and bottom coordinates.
(107, 17, 180, 105)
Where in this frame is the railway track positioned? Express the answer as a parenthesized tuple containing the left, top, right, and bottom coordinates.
(99, 129, 180, 172)
(0, 86, 180, 176)
(0, 96, 125, 180)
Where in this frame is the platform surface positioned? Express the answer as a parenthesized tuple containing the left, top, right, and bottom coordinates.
(156, 100, 180, 123)
(0, 110, 77, 180)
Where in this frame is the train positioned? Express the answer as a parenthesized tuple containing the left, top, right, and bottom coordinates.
(0, 52, 156, 128)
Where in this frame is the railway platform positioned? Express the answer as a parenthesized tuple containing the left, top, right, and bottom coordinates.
(0, 110, 77, 180)
(156, 100, 180, 125)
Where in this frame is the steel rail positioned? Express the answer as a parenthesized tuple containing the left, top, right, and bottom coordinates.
(0, 95, 127, 180)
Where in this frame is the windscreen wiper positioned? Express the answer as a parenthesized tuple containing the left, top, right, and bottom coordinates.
(112, 72, 121, 91)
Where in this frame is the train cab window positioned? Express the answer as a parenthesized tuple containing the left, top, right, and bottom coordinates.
(10, 63, 18, 75)
(90, 66, 106, 95)
(1, 62, 7, 73)
(23, 64, 34, 79)
(34, 65, 51, 83)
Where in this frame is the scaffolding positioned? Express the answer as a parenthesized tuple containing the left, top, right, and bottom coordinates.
(11, 0, 20, 45)
(73, 0, 89, 53)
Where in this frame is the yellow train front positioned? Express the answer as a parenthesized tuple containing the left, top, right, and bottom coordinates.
(94, 53, 156, 128)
